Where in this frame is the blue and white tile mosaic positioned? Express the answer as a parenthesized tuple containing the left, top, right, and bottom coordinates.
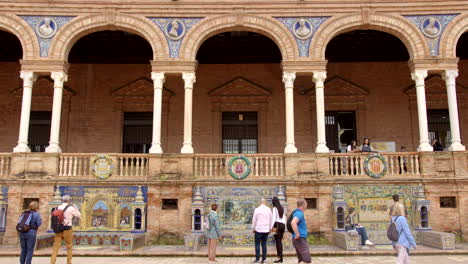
(404, 14, 459, 56)
(20, 16, 76, 57)
(148, 17, 203, 58)
(275, 17, 330, 57)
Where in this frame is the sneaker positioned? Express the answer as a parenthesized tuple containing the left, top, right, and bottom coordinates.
(365, 240, 374, 246)
(253, 260, 261, 264)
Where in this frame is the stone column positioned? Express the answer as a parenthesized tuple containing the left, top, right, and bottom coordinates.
(442, 70, 466, 151)
(45, 71, 68, 153)
(313, 71, 329, 153)
(149, 72, 165, 154)
(181, 72, 196, 154)
(13, 71, 37, 152)
(282, 72, 298, 153)
(411, 70, 433, 151)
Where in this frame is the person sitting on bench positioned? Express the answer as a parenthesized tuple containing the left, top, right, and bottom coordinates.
(345, 207, 374, 247)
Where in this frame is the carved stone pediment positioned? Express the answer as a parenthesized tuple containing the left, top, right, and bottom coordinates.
(324, 77, 370, 96)
(209, 77, 272, 97)
(111, 77, 174, 98)
(208, 77, 272, 111)
(404, 75, 467, 97)
(305, 76, 369, 97)
(11, 76, 76, 98)
(111, 77, 174, 111)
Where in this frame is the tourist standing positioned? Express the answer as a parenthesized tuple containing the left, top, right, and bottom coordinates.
(361, 137, 373, 152)
(18, 201, 42, 264)
(345, 207, 374, 247)
(389, 194, 405, 220)
(252, 198, 272, 263)
(271, 197, 286, 263)
(291, 199, 311, 264)
(347, 140, 361, 153)
(431, 138, 444, 151)
(51, 195, 81, 264)
(390, 203, 416, 264)
(207, 204, 222, 264)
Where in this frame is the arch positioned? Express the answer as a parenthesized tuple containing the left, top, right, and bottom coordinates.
(87, 196, 115, 229)
(48, 13, 168, 61)
(440, 13, 468, 58)
(310, 13, 429, 60)
(179, 14, 297, 61)
(0, 14, 39, 59)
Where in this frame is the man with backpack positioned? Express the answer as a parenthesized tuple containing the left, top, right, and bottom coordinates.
(288, 199, 311, 264)
(50, 195, 81, 264)
(389, 202, 416, 264)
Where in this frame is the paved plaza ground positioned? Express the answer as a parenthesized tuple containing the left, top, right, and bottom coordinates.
(1, 255, 468, 264)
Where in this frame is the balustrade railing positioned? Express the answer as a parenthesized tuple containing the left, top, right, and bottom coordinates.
(58, 154, 148, 179)
(329, 152, 420, 176)
(194, 154, 285, 179)
(0, 153, 11, 178)
(115, 154, 148, 179)
(58, 154, 92, 178)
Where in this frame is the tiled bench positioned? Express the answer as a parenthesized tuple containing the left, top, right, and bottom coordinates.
(120, 233, 146, 251)
(419, 231, 455, 250)
(334, 231, 360, 251)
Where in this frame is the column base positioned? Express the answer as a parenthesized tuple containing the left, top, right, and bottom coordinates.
(181, 144, 194, 154)
(284, 144, 297, 153)
(149, 144, 163, 154)
(13, 143, 30, 153)
(315, 143, 330, 153)
(449, 142, 466, 151)
(417, 142, 433, 152)
(45, 144, 62, 153)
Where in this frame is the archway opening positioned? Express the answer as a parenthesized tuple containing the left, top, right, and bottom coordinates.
(196, 31, 281, 64)
(0, 30, 22, 152)
(323, 30, 412, 153)
(456, 31, 468, 60)
(194, 31, 284, 154)
(69, 30, 152, 64)
(326, 30, 409, 62)
(65, 30, 154, 153)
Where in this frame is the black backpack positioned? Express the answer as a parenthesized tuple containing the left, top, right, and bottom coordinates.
(16, 211, 33, 233)
(51, 205, 71, 233)
(387, 216, 401, 242)
(286, 209, 298, 233)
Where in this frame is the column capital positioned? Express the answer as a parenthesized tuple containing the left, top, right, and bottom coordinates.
(19, 71, 37, 86)
(411, 69, 428, 82)
(312, 71, 327, 84)
(442, 69, 458, 81)
(151, 72, 165, 89)
(51, 71, 68, 86)
(282, 72, 296, 88)
(182, 72, 196, 89)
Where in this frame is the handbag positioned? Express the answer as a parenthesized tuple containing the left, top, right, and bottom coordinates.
(271, 222, 278, 233)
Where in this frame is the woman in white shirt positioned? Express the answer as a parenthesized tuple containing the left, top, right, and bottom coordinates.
(271, 197, 286, 263)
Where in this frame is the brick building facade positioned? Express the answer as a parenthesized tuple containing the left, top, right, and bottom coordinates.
(0, 1, 467, 246)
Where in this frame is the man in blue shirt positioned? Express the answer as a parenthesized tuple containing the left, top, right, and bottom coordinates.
(291, 199, 311, 264)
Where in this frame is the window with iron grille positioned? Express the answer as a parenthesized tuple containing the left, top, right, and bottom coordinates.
(122, 112, 152, 153)
(28, 111, 51, 152)
(222, 112, 258, 154)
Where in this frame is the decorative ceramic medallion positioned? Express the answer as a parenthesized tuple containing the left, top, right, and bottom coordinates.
(292, 18, 313, 40)
(164, 19, 186, 41)
(91, 155, 114, 180)
(363, 153, 387, 178)
(228, 156, 251, 180)
(420, 16, 442, 38)
(36, 18, 58, 39)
